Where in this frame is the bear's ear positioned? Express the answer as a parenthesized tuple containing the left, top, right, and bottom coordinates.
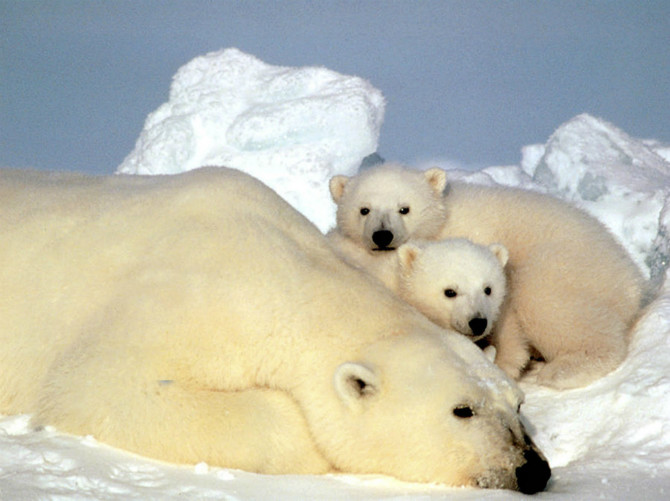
(329, 175, 350, 203)
(334, 362, 380, 407)
(489, 243, 509, 268)
(397, 243, 421, 274)
(424, 167, 448, 195)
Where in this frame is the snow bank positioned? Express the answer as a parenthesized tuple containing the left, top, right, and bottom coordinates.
(117, 48, 385, 232)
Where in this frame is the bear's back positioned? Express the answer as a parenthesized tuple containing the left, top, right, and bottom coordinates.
(0, 167, 417, 413)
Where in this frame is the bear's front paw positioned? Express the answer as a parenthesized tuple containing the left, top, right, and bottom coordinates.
(533, 358, 598, 390)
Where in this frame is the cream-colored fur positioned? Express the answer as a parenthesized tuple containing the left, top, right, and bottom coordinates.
(397, 239, 508, 341)
(0, 167, 549, 492)
(327, 163, 647, 389)
(438, 177, 646, 389)
(326, 164, 449, 290)
(327, 164, 447, 255)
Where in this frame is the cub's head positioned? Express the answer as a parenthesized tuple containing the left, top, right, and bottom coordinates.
(329, 164, 448, 252)
(397, 239, 508, 341)
(326, 331, 550, 493)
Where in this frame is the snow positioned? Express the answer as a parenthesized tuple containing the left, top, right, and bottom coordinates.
(3, 48, 670, 499)
(117, 48, 385, 232)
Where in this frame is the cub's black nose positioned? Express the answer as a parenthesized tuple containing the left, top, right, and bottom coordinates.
(372, 230, 394, 249)
(515, 448, 551, 494)
(469, 317, 488, 337)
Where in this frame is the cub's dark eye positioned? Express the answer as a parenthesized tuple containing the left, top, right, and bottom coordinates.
(484, 286, 492, 296)
(360, 208, 370, 216)
(399, 206, 410, 215)
(453, 405, 475, 419)
(444, 289, 457, 298)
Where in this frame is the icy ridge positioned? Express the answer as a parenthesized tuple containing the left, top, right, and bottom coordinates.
(513, 113, 670, 284)
(117, 48, 385, 232)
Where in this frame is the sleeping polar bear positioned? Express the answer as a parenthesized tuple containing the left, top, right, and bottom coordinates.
(0, 167, 549, 493)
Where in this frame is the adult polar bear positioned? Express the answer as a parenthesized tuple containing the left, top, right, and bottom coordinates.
(0, 167, 549, 493)
(328, 163, 646, 389)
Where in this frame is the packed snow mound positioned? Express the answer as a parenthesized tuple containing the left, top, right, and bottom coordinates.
(517, 113, 670, 285)
(117, 48, 385, 231)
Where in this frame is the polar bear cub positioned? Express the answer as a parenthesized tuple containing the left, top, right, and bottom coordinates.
(327, 167, 508, 341)
(328, 163, 647, 389)
(396, 239, 508, 342)
(328, 165, 447, 252)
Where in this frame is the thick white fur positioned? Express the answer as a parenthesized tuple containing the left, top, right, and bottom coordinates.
(326, 164, 449, 291)
(328, 164, 447, 255)
(327, 163, 647, 389)
(397, 239, 508, 342)
(0, 167, 548, 491)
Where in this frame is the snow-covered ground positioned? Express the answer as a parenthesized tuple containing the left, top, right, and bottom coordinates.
(2, 49, 670, 500)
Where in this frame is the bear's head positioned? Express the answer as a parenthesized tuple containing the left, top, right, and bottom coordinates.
(323, 331, 550, 493)
(396, 239, 508, 341)
(329, 164, 448, 252)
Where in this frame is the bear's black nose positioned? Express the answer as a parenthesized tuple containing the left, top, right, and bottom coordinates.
(468, 317, 488, 337)
(515, 448, 551, 494)
(372, 230, 394, 249)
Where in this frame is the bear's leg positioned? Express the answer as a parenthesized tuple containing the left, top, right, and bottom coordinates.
(533, 348, 626, 389)
(491, 307, 531, 380)
(512, 248, 629, 389)
(35, 379, 332, 474)
(529, 304, 628, 389)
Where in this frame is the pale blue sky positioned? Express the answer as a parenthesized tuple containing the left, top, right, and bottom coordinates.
(2, 0, 669, 174)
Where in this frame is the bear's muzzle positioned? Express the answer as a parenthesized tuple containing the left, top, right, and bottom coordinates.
(474, 431, 550, 493)
(515, 443, 551, 494)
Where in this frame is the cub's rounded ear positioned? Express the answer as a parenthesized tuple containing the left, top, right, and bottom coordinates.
(329, 175, 350, 203)
(489, 243, 509, 268)
(333, 362, 380, 408)
(424, 167, 448, 195)
(397, 243, 422, 274)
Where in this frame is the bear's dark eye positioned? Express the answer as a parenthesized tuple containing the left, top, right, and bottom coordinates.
(399, 206, 410, 215)
(453, 405, 475, 419)
(444, 289, 457, 298)
(360, 208, 370, 216)
(484, 286, 492, 296)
